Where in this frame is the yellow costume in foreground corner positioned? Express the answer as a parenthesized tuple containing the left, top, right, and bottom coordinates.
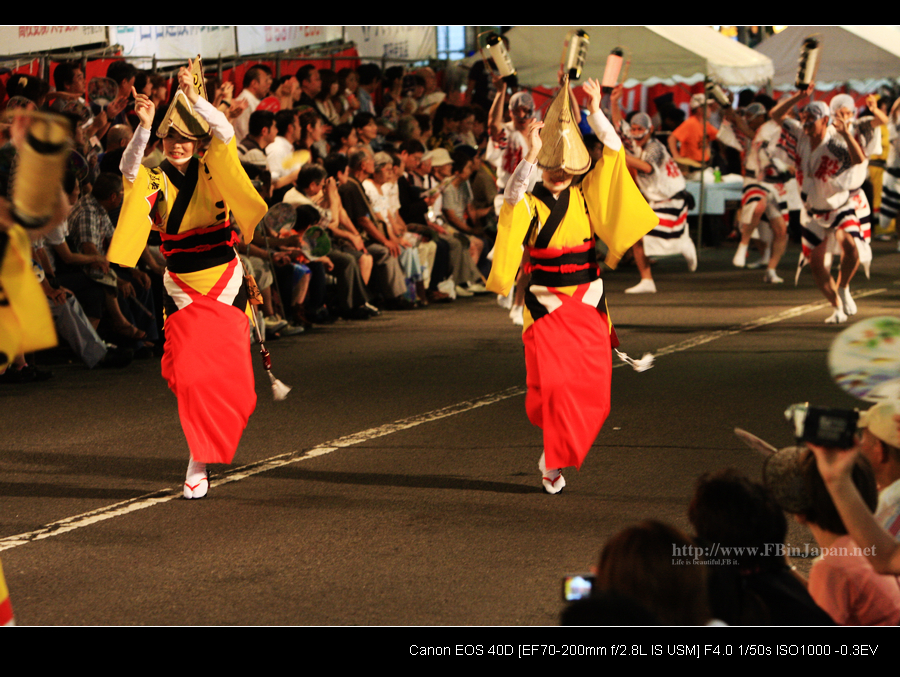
(0, 224, 56, 370)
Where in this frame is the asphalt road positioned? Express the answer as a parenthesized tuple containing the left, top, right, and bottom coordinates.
(2, 239, 898, 627)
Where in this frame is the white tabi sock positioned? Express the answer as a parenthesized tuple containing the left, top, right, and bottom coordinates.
(184, 458, 209, 499)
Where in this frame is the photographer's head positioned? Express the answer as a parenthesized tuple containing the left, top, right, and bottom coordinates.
(774, 449, 878, 536)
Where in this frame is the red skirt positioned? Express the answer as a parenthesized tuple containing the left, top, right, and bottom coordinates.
(161, 261, 256, 464)
(523, 292, 612, 471)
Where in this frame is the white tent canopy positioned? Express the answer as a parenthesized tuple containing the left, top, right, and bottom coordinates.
(755, 25, 900, 88)
(502, 26, 773, 88)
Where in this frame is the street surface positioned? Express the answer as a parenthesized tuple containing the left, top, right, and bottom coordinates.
(2, 240, 897, 626)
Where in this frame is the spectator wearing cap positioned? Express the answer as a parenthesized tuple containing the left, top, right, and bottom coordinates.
(429, 148, 486, 296)
(856, 402, 900, 537)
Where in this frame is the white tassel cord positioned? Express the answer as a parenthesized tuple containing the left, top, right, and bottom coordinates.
(615, 349, 655, 372)
(267, 371, 291, 401)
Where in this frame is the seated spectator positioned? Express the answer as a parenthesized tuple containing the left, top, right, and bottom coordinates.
(330, 123, 358, 157)
(364, 151, 423, 303)
(284, 163, 375, 319)
(353, 112, 379, 158)
(233, 64, 273, 142)
(355, 63, 382, 116)
(266, 109, 303, 198)
(67, 172, 159, 349)
(336, 67, 361, 121)
(238, 110, 277, 169)
(337, 150, 414, 310)
(440, 148, 488, 291)
(315, 68, 346, 126)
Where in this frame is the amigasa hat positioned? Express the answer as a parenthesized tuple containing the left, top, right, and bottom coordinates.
(535, 76, 591, 177)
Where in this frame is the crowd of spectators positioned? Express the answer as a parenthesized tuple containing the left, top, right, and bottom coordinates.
(563, 401, 900, 626)
(0, 56, 515, 380)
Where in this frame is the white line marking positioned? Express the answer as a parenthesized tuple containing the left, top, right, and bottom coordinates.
(1, 289, 888, 552)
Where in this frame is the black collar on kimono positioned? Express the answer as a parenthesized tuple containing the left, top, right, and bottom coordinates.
(528, 182, 570, 249)
(160, 157, 200, 235)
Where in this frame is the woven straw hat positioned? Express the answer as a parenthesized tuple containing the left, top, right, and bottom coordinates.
(535, 77, 591, 176)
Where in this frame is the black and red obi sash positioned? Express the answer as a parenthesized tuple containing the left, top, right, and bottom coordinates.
(522, 183, 599, 288)
(158, 158, 238, 273)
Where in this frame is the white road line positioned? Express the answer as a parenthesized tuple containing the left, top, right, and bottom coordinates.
(0, 289, 888, 552)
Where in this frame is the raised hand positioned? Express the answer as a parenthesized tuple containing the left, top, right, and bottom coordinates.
(582, 78, 603, 115)
(524, 118, 544, 163)
(178, 59, 199, 105)
(132, 87, 155, 130)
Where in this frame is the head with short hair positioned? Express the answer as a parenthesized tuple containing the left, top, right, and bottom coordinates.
(330, 123, 357, 152)
(54, 61, 84, 94)
(106, 124, 133, 151)
(274, 109, 297, 138)
(248, 110, 276, 139)
(348, 150, 371, 174)
(106, 60, 137, 88)
(323, 152, 349, 180)
(596, 520, 711, 625)
(243, 65, 272, 97)
(353, 112, 378, 144)
(296, 163, 328, 193)
(690, 468, 787, 570)
(294, 204, 321, 233)
(356, 63, 382, 89)
(91, 172, 124, 203)
(297, 64, 321, 98)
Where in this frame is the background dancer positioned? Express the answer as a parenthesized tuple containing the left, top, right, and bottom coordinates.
(771, 88, 868, 324)
(108, 61, 268, 499)
(730, 102, 791, 284)
(610, 88, 696, 294)
(486, 77, 656, 494)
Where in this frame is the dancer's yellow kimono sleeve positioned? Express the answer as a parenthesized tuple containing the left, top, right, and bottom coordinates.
(581, 144, 658, 269)
(486, 194, 540, 297)
(109, 165, 162, 267)
(205, 136, 268, 245)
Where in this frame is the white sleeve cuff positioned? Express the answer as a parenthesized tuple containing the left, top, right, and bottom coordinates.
(120, 125, 151, 182)
(504, 160, 536, 206)
(587, 110, 622, 153)
(194, 96, 234, 145)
